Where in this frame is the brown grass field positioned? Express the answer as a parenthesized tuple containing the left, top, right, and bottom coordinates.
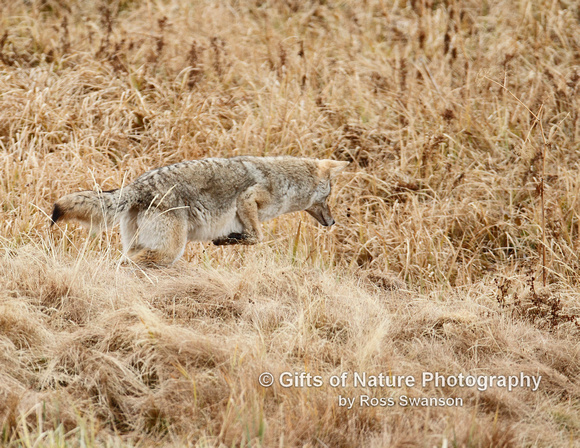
(1, 0, 580, 446)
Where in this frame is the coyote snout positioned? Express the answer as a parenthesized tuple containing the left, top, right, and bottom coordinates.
(51, 156, 349, 267)
(306, 202, 335, 227)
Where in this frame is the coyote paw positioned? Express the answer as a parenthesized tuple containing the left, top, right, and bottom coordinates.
(213, 233, 257, 246)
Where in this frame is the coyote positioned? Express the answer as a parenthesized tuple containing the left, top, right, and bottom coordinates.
(51, 156, 348, 266)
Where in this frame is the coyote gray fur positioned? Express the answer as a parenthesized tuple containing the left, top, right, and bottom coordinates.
(51, 156, 349, 266)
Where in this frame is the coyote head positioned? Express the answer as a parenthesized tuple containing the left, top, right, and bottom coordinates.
(306, 160, 349, 227)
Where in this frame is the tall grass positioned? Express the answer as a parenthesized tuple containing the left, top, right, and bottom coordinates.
(1, 0, 580, 446)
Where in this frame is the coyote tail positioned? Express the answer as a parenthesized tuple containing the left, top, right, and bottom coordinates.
(51, 189, 128, 230)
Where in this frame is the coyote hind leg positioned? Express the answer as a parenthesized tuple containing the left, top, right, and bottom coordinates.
(122, 208, 188, 267)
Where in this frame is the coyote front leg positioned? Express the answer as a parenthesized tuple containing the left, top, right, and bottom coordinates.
(213, 187, 266, 246)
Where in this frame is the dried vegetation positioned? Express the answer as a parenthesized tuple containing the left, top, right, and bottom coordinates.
(1, 0, 580, 446)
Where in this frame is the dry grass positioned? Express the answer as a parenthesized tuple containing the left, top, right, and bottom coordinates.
(1, 0, 580, 446)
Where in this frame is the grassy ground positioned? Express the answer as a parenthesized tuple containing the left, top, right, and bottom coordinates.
(1, 0, 580, 446)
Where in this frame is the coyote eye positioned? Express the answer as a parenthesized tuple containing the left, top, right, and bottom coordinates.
(319, 181, 331, 197)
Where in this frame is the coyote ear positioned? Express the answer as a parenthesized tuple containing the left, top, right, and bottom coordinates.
(318, 160, 349, 178)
